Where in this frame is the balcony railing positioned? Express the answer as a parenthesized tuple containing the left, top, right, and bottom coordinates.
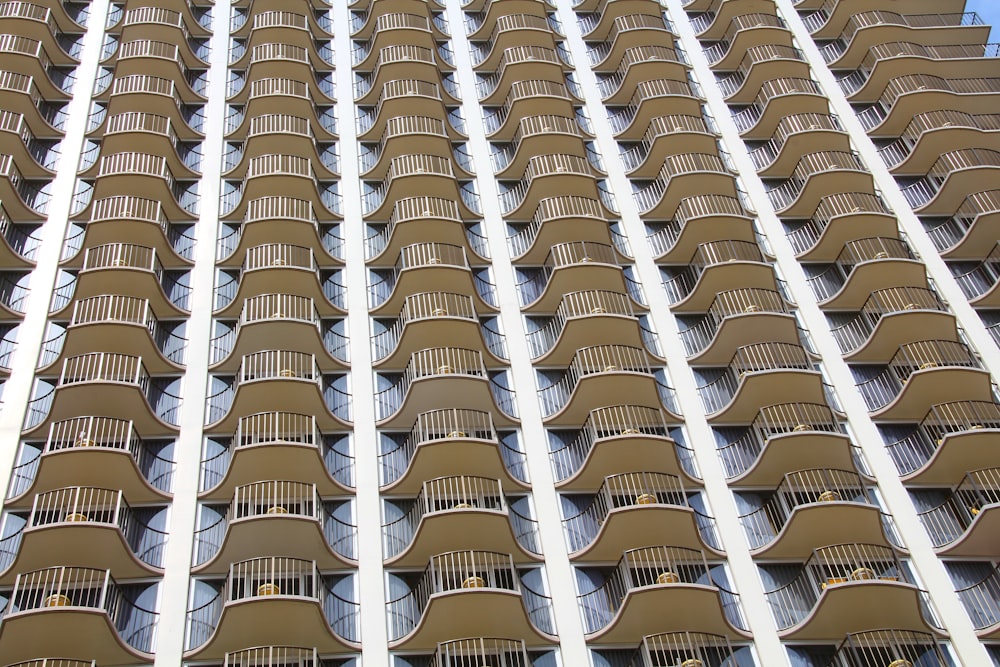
(748, 112, 843, 170)
(786, 191, 892, 255)
(628, 631, 742, 667)
(839, 42, 1000, 96)
(856, 340, 980, 412)
(696, 342, 814, 415)
(919, 467, 1000, 548)
(830, 286, 947, 354)
(925, 188, 1000, 254)
(806, 237, 914, 302)
(885, 400, 1000, 477)
(431, 637, 533, 667)
(856, 75, 1000, 131)
(662, 239, 764, 304)
(679, 288, 788, 356)
(831, 629, 950, 666)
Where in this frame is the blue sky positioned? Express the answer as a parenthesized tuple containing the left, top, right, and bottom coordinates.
(966, 0, 1000, 40)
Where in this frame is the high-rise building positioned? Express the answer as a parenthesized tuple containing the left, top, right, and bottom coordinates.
(0, 0, 998, 665)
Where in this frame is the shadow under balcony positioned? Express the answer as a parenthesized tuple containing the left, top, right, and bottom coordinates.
(661, 239, 776, 313)
(806, 237, 923, 311)
(378, 408, 528, 494)
(562, 471, 721, 561)
(365, 195, 489, 265)
(917, 467, 1000, 557)
(762, 543, 941, 641)
(611, 630, 750, 667)
(386, 550, 556, 650)
(381, 474, 540, 566)
(185, 557, 358, 659)
(829, 628, 952, 667)
(923, 188, 1000, 260)
(517, 241, 641, 313)
(200, 411, 353, 501)
(785, 191, 897, 262)
(738, 468, 901, 559)
(192, 480, 356, 573)
(950, 243, 1000, 307)
(646, 193, 755, 264)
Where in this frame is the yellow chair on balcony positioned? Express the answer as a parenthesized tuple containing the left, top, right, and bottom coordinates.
(461, 575, 486, 588)
(656, 571, 680, 584)
(850, 567, 876, 581)
(635, 493, 658, 505)
(817, 490, 842, 502)
(44, 593, 72, 607)
(266, 506, 289, 515)
(257, 582, 280, 596)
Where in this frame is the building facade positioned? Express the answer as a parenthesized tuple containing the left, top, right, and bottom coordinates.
(0, 0, 998, 665)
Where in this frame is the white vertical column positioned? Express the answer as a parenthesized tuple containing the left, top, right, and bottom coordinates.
(666, 0, 991, 662)
(330, 4, 390, 666)
(442, 2, 591, 665)
(0, 0, 110, 501)
(558, 1, 790, 664)
(153, 2, 232, 663)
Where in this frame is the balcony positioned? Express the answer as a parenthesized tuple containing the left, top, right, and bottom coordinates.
(359, 115, 456, 178)
(830, 629, 951, 667)
(598, 45, 690, 105)
(185, 557, 358, 659)
(192, 480, 355, 573)
(0, 110, 58, 178)
(362, 155, 476, 219)
(878, 109, 1000, 174)
(491, 114, 588, 178)
(924, 188, 1000, 259)
(885, 400, 1000, 485)
(856, 74, 1000, 137)
(550, 404, 697, 491)
(919, 467, 1000, 557)
(538, 344, 677, 426)
(717, 45, 808, 104)
(748, 112, 848, 175)
(579, 546, 748, 643)
(358, 79, 449, 141)
(382, 475, 540, 566)
(23, 353, 181, 435)
(354, 45, 451, 105)
(431, 637, 539, 667)
(353, 13, 435, 70)
(508, 196, 621, 265)
(952, 243, 1000, 306)
(477, 46, 566, 106)
(0, 566, 157, 665)
(787, 191, 897, 262)
(498, 154, 602, 219)
(101, 111, 202, 176)
(766, 151, 873, 217)
(0, 34, 75, 98)
(830, 286, 955, 361)
(200, 411, 353, 501)
(0, 70, 66, 138)
(678, 288, 798, 364)
(730, 77, 827, 139)
(633, 152, 738, 220)
(0, 486, 165, 582)
(620, 113, 720, 178)
(527, 289, 659, 365)
(7, 416, 173, 507)
(901, 147, 1000, 215)
(0, 201, 38, 268)
(379, 408, 528, 494)
(662, 240, 774, 312)
(373, 292, 504, 369)
(39, 295, 186, 373)
(739, 468, 899, 558)
(517, 241, 639, 313)
(702, 13, 788, 66)
(80, 196, 196, 268)
(822, 11, 987, 66)
(562, 471, 720, 561)
(222, 153, 339, 218)
(205, 350, 351, 431)
(587, 13, 676, 71)
(109, 74, 204, 136)
(228, 44, 332, 104)
(386, 550, 555, 649)
(214, 243, 344, 318)
(0, 154, 52, 218)
(855, 339, 991, 420)
(646, 194, 755, 264)
(764, 543, 940, 640)
(807, 237, 923, 310)
(623, 631, 746, 667)
(607, 78, 703, 140)
(375, 347, 515, 428)
(366, 196, 488, 265)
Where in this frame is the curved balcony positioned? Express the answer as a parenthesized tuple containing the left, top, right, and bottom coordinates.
(228, 44, 332, 104)
(507, 196, 622, 265)
(225, 121, 338, 181)
(0, 154, 52, 219)
(79, 196, 195, 268)
(527, 289, 659, 365)
(952, 243, 1000, 306)
(24, 353, 181, 435)
(787, 191, 897, 262)
(431, 637, 541, 667)
(830, 286, 955, 361)
(830, 628, 951, 666)
(919, 467, 1000, 557)
(878, 109, 1000, 175)
(227, 77, 319, 133)
(620, 114, 719, 178)
(353, 13, 434, 70)
(366, 196, 489, 265)
(193, 480, 355, 573)
(373, 292, 504, 369)
(200, 411, 353, 501)
(386, 550, 556, 649)
(63, 243, 189, 318)
(0, 201, 38, 268)
(885, 400, 1000, 485)
(491, 114, 589, 179)
(563, 471, 720, 561)
(114, 39, 207, 98)
(382, 475, 540, 566)
(498, 154, 602, 219)
(764, 543, 940, 640)
(856, 74, 1000, 137)
(550, 405, 697, 491)
(717, 402, 863, 487)
(702, 13, 789, 66)
(517, 241, 639, 313)
(856, 339, 991, 420)
(0, 69, 66, 139)
(0, 566, 156, 665)
(766, 151, 873, 216)
(840, 42, 1000, 103)
(607, 78, 703, 140)
(662, 240, 774, 312)
(465, 0, 548, 39)
(101, 111, 202, 177)
(379, 408, 528, 494)
(476, 46, 566, 105)
(740, 468, 899, 559)
(92, 151, 198, 217)
(925, 188, 1000, 259)
(901, 147, 1000, 215)
(731, 77, 828, 140)
(953, 563, 1000, 638)
(362, 155, 476, 219)
(538, 344, 677, 426)
(7, 416, 173, 506)
(125, 5, 209, 42)
(0, 486, 165, 582)
(214, 243, 344, 318)
(222, 153, 339, 219)
(358, 79, 450, 141)
(375, 347, 515, 428)
(822, 11, 988, 66)
(717, 44, 808, 104)
(597, 45, 690, 106)
(40, 295, 186, 373)
(633, 152, 738, 220)
(807, 237, 921, 310)
(0, 34, 75, 98)
(0, 2, 80, 64)
(579, 546, 748, 643)
(209, 294, 347, 371)
(359, 115, 456, 178)
(626, 631, 747, 667)
(678, 288, 798, 364)
(205, 350, 351, 431)
(587, 13, 676, 71)
(354, 45, 451, 105)
(484, 78, 578, 140)
(109, 74, 204, 136)
(0, 110, 57, 179)
(647, 193, 755, 264)
(749, 112, 848, 175)
(185, 557, 358, 659)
